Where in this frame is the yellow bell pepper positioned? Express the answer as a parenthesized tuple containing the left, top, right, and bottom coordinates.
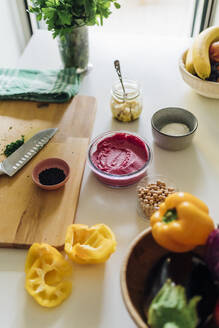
(150, 192, 215, 253)
(25, 243, 72, 308)
(64, 224, 117, 264)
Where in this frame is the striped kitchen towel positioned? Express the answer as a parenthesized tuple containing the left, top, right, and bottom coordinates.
(0, 68, 80, 103)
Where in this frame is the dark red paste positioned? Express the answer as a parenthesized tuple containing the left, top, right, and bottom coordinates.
(39, 167, 66, 185)
(91, 133, 148, 175)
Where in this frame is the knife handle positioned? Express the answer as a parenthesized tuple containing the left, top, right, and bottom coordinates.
(0, 162, 5, 175)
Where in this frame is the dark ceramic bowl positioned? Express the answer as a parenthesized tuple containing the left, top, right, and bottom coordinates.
(151, 107, 198, 151)
(32, 158, 70, 190)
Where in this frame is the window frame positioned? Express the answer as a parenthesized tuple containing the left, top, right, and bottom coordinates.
(191, 0, 217, 36)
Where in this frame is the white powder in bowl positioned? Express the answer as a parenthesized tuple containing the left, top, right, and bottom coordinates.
(160, 123, 190, 136)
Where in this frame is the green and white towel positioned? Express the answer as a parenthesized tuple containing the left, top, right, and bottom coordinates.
(0, 68, 80, 103)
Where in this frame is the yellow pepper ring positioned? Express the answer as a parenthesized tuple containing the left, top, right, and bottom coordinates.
(25, 256, 72, 308)
(25, 243, 72, 308)
(64, 223, 117, 264)
(25, 243, 62, 274)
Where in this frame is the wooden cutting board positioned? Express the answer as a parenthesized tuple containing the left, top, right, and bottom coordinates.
(0, 95, 96, 249)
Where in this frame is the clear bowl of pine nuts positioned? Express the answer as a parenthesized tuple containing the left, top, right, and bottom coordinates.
(137, 175, 178, 220)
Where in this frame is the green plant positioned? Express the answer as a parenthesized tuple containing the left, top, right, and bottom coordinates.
(29, 0, 121, 38)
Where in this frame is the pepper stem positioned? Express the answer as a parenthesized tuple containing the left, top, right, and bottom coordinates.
(162, 208, 177, 223)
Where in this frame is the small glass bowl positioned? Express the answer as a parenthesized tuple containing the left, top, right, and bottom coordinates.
(137, 175, 178, 220)
(87, 131, 152, 188)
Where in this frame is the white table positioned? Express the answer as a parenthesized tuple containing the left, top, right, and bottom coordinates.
(0, 29, 219, 328)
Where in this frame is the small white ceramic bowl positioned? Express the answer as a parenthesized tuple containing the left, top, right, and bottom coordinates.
(151, 107, 198, 151)
(179, 49, 219, 99)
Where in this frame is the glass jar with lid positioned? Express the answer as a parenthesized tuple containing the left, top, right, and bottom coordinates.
(110, 79, 142, 122)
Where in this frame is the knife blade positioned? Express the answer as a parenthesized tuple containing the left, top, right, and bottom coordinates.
(0, 128, 58, 177)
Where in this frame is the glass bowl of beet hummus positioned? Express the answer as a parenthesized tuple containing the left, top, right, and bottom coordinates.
(88, 131, 152, 188)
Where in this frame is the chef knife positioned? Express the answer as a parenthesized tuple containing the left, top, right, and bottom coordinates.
(0, 128, 58, 176)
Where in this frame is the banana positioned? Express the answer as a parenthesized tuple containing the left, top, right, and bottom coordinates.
(193, 26, 219, 80)
(185, 46, 196, 75)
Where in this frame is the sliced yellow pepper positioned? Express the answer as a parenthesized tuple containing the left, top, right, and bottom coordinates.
(25, 243, 72, 308)
(150, 192, 215, 252)
(64, 224, 117, 264)
(25, 243, 62, 274)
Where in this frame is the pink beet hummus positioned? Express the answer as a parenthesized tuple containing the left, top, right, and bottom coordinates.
(91, 133, 149, 175)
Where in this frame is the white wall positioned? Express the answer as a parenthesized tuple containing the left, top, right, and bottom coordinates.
(0, 0, 31, 67)
(93, 0, 194, 37)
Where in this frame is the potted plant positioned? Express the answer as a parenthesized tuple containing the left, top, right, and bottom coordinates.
(29, 0, 120, 72)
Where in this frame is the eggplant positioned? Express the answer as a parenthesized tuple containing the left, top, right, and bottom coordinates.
(143, 252, 219, 327)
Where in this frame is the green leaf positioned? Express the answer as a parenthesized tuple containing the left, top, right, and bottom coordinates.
(114, 2, 120, 9)
(46, 0, 59, 6)
(36, 13, 42, 20)
(57, 11, 72, 25)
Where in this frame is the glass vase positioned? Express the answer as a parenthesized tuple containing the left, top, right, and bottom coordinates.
(58, 26, 89, 73)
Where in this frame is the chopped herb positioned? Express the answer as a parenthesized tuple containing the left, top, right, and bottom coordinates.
(4, 135, 25, 157)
